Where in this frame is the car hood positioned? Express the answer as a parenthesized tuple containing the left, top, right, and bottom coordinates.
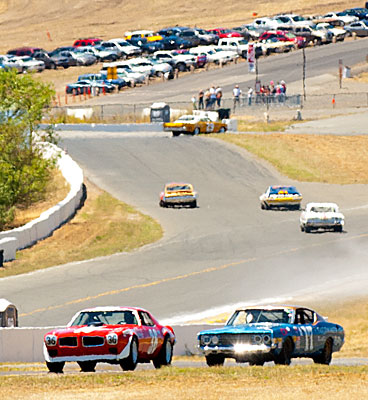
(47, 324, 137, 336)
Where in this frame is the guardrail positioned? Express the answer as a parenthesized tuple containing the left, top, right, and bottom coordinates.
(0, 143, 84, 262)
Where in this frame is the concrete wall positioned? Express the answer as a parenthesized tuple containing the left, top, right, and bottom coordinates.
(0, 324, 219, 362)
(0, 143, 84, 261)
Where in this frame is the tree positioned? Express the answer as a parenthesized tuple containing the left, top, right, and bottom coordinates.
(0, 69, 57, 230)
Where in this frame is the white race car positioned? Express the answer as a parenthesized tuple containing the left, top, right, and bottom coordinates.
(300, 202, 344, 233)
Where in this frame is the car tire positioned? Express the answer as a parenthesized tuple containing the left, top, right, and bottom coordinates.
(274, 337, 293, 365)
(193, 127, 200, 135)
(119, 337, 139, 371)
(172, 131, 180, 137)
(334, 225, 343, 232)
(218, 127, 226, 133)
(46, 361, 65, 373)
(261, 202, 269, 210)
(249, 358, 265, 366)
(313, 338, 333, 365)
(205, 354, 225, 367)
(300, 225, 305, 232)
(77, 361, 97, 372)
(305, 226, 311, 233)
(190, 200, 197, 208)
(153, 336, 173, 369)
(159, 200, 167, 207)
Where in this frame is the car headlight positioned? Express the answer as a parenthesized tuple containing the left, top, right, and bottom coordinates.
(106, 333, 118, 345)
(45, 335, 57, 346)
(211, 335, 219, 345)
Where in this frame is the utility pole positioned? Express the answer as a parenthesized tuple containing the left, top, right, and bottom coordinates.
(302, 47, 306, 101)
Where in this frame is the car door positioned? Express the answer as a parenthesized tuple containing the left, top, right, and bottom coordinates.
(295, 308, 316, 356)
(138, 311, 160, 357)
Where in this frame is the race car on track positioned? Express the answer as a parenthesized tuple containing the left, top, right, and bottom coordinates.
(300, 202, 345, 233)
(159, 182, 197, 208)
(197, 305, 344, 366)
(43, 306, 176, 373)
(163, 114, 227, 136)
(259, 185, 303, 210)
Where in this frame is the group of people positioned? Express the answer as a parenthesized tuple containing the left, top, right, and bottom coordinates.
(192, 80, 288, 111)
(192, 85, 223, 110)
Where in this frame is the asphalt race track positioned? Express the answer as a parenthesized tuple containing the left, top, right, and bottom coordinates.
(1, 39, 368, 328)
(1, 129, 368, 327)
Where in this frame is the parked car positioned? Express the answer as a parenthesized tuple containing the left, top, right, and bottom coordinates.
(208, 28, 242, 38)
(107, 38, 142, 57)
(197, 305, 344, 366)
(0, 55, 23, 72)
(100, 62, 146, 85)
(78, 73, 128, 91)
(125, 30, 163, 42)
(43, 306, 176, 373)
(177, 29, 201, 47)
(98, 41, 124, 59)
(345, 20, 368, 36)
(153, 50, 196, 71)
(7, 46, 47, 57)
(164, 114, 227, 136)
(300, 202, 345, 232)
(274, 14, 314, 28)
(193, 28, 219, 44)
(66, 79, 115, 95)
(32, 51, 57, 69)
(315, 22, 346, 41)
(161, 35, 193, 50)
(259, 185, 302, 210)
(340, 8, 368, 20)
(48, 46, 76, 57)
(127, 36, 165, 53)
(51, 51, 78, 68)
(79, 45, 119, 62)
(7, 56, 45, 72)
(71, 51, 97, 66)
(322, 11, 359, 24)
(292, 25, 333, 44)
(190, 47, 233, 64)
(159, 182, 197, 208)
(73, 38, 102, 47)
(259, 31, 307, 48)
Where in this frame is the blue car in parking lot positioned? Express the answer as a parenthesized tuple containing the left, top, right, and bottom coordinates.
(198, 305, 344, 366)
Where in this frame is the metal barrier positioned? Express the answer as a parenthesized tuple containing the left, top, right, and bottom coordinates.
(49, 92, 368, 121)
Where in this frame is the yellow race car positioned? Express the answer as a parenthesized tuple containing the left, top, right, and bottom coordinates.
(164, 115, 227, 136)
(160, 182, 197, 208)
(259, 185, 303, 210)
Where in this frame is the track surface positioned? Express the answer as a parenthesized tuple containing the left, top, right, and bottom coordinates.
(1, 41, 368, 327)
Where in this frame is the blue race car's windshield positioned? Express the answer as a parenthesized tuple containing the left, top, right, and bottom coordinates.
(70, 310, 138, 326)
(269, 186, 299, 195)
(227, 309, 293, 326)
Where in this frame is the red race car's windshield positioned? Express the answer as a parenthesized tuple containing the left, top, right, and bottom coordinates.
(70, 310, 138, 326)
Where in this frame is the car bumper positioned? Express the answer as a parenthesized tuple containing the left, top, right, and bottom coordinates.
(163, 196, 196, 204)
(265, 198, 302, 207)
(199, 343, 275, 357)
(43, 336, 132, 363)
(304, 220, 344, 228)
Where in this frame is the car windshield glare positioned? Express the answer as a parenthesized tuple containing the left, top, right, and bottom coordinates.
(310, 206, 335, 213)
(166, 184, 192, 192)
(70, 310, 138, 326)
(227, 309, 293, 325)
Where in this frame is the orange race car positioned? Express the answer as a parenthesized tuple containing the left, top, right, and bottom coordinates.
(159, 182, 197, 208)
(164, 114, 227, 136)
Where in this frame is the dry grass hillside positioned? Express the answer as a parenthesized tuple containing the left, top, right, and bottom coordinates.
(0, 0, 363, 52)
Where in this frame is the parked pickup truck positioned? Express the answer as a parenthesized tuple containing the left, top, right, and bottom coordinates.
(217, 37, 263, 58)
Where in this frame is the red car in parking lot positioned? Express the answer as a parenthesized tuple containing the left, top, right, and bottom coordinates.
(73, 38, 103, 47)
(259, 31, 307, 48)
(208, 28, 242, 38)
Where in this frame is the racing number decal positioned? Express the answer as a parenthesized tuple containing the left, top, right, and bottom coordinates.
(147, 329, 159, 354)
(206, 123, 214, 133)
(299, 326, 313, 351)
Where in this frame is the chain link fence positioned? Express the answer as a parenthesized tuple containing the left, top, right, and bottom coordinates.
(48, 92, 368, 122)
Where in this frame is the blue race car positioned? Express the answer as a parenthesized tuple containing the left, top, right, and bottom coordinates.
(197, 305, 344, 366)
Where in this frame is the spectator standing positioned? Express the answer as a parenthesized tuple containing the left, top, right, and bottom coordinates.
(198, 89, 204, 109)
(215, 86, 223, 107)
(209, 85, 216, 109)
(232, 84, 242, 111)
(191, 95, 197, 110)
(247, 87, 253, 106)
(204, 88, 211, 109)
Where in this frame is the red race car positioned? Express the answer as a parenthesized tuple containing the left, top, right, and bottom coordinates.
(43, 306, 176, 373)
